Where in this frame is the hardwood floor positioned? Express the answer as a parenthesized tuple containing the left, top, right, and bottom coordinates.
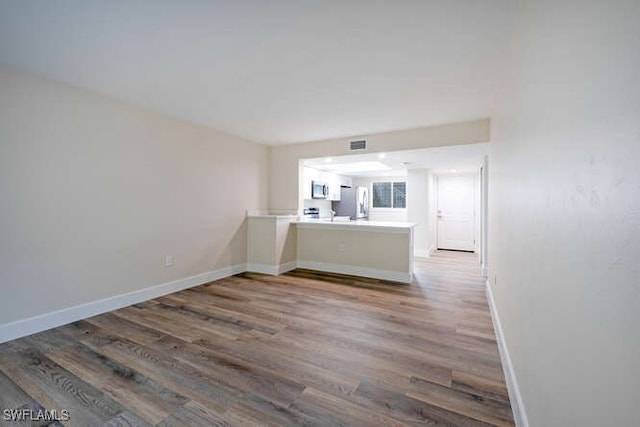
(0, 250, 513, 426)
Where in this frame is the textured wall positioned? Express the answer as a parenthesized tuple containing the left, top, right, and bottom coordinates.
(489, 1, 640, 425)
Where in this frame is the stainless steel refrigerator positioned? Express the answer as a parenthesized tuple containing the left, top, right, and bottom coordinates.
(332, 186, 369, 220)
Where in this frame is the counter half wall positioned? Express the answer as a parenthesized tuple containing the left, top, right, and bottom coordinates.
(246, 215, 415, 283)
(294, 220, 415, 283)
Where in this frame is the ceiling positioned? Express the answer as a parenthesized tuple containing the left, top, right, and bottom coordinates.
(304, 143, 488, 177)
(0, 1, 517, 145)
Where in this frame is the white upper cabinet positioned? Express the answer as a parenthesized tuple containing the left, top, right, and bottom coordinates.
(326, 172, 341, 201)
(338, 175, 353, 189)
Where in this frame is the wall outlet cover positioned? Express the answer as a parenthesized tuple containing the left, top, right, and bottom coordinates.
(164, 255, 174, 267)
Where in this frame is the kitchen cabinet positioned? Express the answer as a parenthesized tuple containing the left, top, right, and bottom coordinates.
(326, 172, 341, 201)
(302, 167, 348, 201)
(338, 175, 353, 188)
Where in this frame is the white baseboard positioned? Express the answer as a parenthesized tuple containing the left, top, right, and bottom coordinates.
(486, 279, 529, 427)
(277, 261, 297, 274)
(229, 263, 248, 276)
(0, 257, 410, 344)
(246, 261, 299, 276)
(297, 260, 412, 283)
(0, 263, 246, 344)
(414, 249, 429, 258)
(246, 263, 278, 275)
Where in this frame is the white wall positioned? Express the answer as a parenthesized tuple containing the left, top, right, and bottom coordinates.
(489, 1, 640, 426)
(407, 169, 432, 257)
(0, 67, 268, 329)
(427, 171, 437, 254)
(247, 216, 296, 273)
(480, 156, 489, 276)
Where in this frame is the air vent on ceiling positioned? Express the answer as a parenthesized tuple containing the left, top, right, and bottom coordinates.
(349, 139, 367, 151)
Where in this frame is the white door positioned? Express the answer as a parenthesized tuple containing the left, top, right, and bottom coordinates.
(437, 174, 475, 251)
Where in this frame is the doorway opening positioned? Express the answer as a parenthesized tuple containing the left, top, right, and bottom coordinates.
(436, 173, 477, 252)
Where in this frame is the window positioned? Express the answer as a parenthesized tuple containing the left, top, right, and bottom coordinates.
(372, 181, 406, 208)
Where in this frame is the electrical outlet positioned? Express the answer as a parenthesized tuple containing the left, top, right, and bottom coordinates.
(164, 254, 174, 267)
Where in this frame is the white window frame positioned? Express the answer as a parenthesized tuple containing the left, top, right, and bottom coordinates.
(370, 180, 407, 211)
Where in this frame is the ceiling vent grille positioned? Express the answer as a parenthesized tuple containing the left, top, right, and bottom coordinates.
(349, 139, 367, 151)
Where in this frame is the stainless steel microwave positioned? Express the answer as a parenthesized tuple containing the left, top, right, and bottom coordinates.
(311, 180, 329, 199)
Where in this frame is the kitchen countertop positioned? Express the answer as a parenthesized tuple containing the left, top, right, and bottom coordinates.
(247, 214, 298, 219)
(293, 218, 416, 231)
(246, 210, 298, 219)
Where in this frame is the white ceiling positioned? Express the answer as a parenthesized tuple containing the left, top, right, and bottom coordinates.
(304, 143, 488, 177)
(0, 1, 517, 145)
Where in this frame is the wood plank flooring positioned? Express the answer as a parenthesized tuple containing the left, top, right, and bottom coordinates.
(0, 250, 513, 426)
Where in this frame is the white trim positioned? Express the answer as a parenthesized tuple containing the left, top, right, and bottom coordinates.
(369, 179, 407, 210)
(277, 261, 297, 274)
(486, 279, 529, 427)
(297, 260, 412, 283)
(246, 261, 297, 276)
(481, 266, 489, 278)
(230, 263, 248, 275)
(246, 263, 279, 275)
(0, 263, 246, 344)
(414, 249, 429, 258)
